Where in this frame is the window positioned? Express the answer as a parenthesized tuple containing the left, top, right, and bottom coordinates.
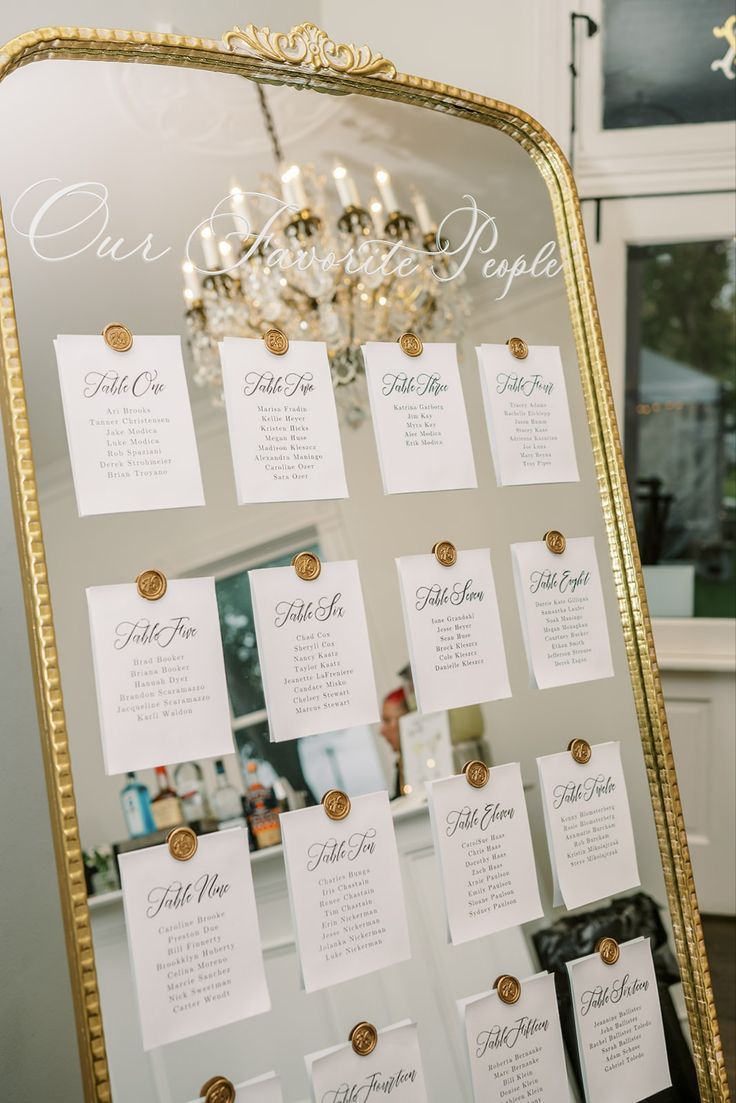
(211, 535, 387, 799)
(603, 0, 736, 129)
(624, 239, 735, 617)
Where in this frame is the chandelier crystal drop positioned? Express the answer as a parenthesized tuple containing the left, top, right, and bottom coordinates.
(182, 159, 471, 428)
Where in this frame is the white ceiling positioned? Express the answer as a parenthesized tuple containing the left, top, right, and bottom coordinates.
(0, 56, 556, 470)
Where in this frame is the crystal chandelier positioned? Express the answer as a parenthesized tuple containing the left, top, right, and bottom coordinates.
(182, 89, 470, 427)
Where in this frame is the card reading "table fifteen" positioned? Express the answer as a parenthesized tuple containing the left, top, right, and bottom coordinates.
(86, 577, 233, 774)
(396, 547, 510, 714)
(119, 828, 270, 1051)
(428, 763, 543, 944)
(537, 741, 640, 909)
(363, 341, 477, 495)
(249, 559, 379, 742)
(511, 536, 614, 689)
(306, 1020, 428, 1103)
(219, 337, 348, 504)
(458, 972, 572, 1103)
(281, 791, 411, 991)
(55, 335, 204, 516)
(187, 1072, 282, 1103)
(567, 938, 671, 1103)
(477, 343, 579, 486)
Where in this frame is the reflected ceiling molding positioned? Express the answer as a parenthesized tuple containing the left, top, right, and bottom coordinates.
(108, 65, 342, 156)
(223, 21, 397, 79)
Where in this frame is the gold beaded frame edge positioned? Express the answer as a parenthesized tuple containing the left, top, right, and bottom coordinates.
(0, 23, 728, 1102)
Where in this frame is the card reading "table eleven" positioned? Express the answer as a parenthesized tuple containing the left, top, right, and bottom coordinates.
(427, 763, 542, 945)
(306, 1020, 428, 1103)
(396, 547, 511, 714)
(249, 559, 379, 742)
(477, 343, 579, 486)
(86, 577, 233, 774)
(187, 1072, 282, 1103)
(511, 536, 614, 689)
(458, 972, 572, 1103)
(567, 938, 671, 1103)
(281, 791, 411, 991)
(363, 341, 477, 495)
(537, 741, 640, 909)
(55, 335, 204, 516)
(219, 337, 348, 504)
(119, 828, 270, 1051)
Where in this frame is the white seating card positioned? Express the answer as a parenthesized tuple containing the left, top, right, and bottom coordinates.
(54, 335, 204, 516)
(537, 741, 640, 909)
(188, 1072, 282, 1103)
(280, 791, 411, 991)
(86, 577, 233, 774)
(363, 341, 477, 495)
(306, 1020, 428, 1103)
(477, 343, 579, 486)
(396, 548, 511, 714)
(567, 937, 671, 1102)
(249, 559, 379, 742)
(219, 337, 348, 504)
(427, 763, 543, 944)
(118, 828, 270, 1050)
(511, 536, 614, 689)
(458, 972, 572, 1103)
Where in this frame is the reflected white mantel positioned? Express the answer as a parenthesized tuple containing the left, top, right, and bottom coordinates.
(90, 797, 538, 1103)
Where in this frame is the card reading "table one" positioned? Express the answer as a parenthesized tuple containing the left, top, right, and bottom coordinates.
(55, 334, 204, 516)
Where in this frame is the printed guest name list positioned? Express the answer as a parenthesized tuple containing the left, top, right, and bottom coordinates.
(249, 559, 379, 742)
(55, 334, 204, 516)
(219, 337, 348, 504)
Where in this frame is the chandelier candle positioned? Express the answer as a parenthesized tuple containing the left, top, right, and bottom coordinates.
(333, 165, 361, 209)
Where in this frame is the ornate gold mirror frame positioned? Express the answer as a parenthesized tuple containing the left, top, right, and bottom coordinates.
(0, 21, 729, 1103)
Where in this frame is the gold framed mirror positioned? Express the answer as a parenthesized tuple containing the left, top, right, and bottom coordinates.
(0, 20, 729, 1102)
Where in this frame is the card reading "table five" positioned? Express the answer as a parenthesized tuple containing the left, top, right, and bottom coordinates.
(86, 576, 233, 774)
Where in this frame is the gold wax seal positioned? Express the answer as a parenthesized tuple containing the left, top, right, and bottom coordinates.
(568, 738, 592, 765)
(506, 336, 528, 360)
(200, 1076, 236, 1103)
(462, 760, 490, 789)
(263, 327, 289, 355)
(596, 936, 621, 966)
(494, 975, 522, 1005)
(350, 1021, 378, 1057)
(322, 789, 351, 821)
(432, 540, 457, 567)
(544, 530, 567, 555)
(136, 568, 167, 601)
(102, 322, 133, 352)
(398, 332, 423, 357)
(167, 826, 198, 862)
(292, 550, 321, 581)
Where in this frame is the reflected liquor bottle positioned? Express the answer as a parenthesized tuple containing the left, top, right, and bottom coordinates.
(211, 759, 247, 830)
(244, 760, 282, 849)
(150, 765, 183, 831)
(174, 761, 213, 825)
(120, 772, 156, 838)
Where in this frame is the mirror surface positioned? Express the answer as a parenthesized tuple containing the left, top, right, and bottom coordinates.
(0, 56, 698, 1102)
